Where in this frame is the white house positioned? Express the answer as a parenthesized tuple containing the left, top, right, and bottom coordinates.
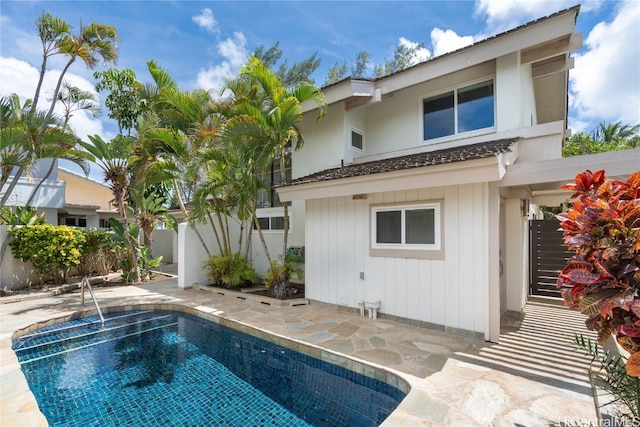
(275, 5, 640, 342)
(178, 6, 640, 342)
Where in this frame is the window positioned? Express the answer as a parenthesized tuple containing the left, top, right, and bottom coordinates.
(371, 202, 442, 257)
(423, 80, 494, 141)
(257, 153, 291, 208)
(253, 215, 288, 231)
(63, 217, 87, 227)
(351, 129, 364, 151)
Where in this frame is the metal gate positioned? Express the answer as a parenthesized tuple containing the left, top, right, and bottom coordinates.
(529, 219, 573, 298)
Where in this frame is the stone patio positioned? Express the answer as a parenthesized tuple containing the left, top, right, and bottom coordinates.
(0, 270, 601, 426)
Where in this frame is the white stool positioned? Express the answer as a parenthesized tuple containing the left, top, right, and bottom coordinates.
(357, 300, 366, 317)
(363, 299, 381, 319)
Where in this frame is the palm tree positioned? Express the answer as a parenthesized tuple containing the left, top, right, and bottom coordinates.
(0, 94, 91, 262)
(32, 12, 71, 111)
(1, 13, 118, 216)
(594, 121, 640, 143)
(0, 95, 90, 204)
(228, 56, 327, 256)
(81, 134, 141, 283)
(41, 20, 118, 134)
(56, 82, 101, 128)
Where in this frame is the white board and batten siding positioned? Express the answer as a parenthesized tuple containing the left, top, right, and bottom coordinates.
(304, 183, 488, 336)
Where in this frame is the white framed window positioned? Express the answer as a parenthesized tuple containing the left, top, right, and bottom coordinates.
(371, 202, 442, 258)
(350, 127, 364, 152)
(253, 215, 290, 232)
(422, 79, 495, 142)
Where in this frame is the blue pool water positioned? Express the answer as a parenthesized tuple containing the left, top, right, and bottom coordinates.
(12, 310, 407, 426)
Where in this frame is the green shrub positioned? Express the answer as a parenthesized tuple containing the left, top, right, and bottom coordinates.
(77, 229, 112, 276)
(9, 224, 85, 284)
(0, 206, 46, 226)
(203, 252, 258, 288)
(575, 334, 640, 420)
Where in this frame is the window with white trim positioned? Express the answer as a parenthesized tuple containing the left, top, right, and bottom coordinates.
(422, 80, 494, 141)
(253, 215, 289, 232)
(372, 203, 441, 251)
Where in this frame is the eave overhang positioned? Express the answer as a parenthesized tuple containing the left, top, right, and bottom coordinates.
(302, 6, 580, 113)
(277, 140, 517, 202)
(500, 148, 640, 205)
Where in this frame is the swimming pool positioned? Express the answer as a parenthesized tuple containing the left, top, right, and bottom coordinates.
(12, 308, 408, 426)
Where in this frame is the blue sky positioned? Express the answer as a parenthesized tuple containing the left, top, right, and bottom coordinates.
(1, 0, 639, 157)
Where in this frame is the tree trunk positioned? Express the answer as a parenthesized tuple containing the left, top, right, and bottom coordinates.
(253, 214, 271, 266)
(0, 169, 23, 209)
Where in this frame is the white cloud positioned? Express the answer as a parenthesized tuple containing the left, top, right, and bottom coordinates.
(474, 0, 573, 34)
(430, 28, 475, 57)
(398, 37, 431, 65)
(0, 57, 40, 99)
(196, 31, 248, 94)
(569, 0, 640, 132)
(192, 8, 219, 34)
(0, 56, 110, 141)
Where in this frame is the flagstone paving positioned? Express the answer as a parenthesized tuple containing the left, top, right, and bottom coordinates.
(1, 271, 600, 426)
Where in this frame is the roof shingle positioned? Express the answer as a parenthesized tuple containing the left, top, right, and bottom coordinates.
(283, 138, 518, 187)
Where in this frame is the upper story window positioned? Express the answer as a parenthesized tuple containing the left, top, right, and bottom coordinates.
(351, 128, 364, 152)
(423, 80, 495, 141)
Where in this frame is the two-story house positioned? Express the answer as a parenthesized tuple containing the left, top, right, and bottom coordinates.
(275, 5, 640, 342)
(178, 5, 639, 341)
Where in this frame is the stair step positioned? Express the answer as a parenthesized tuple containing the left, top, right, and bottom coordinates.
(13, 311, 178, 364)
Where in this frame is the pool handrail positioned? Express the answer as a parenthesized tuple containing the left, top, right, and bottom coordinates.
(81, 276, 104, 326)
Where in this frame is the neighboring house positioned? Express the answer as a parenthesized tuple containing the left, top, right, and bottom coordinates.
(2, 163, 119, 228)
(58, 168, 119, 229)
(0, 163, 119, 288)
(178, 6, 639, 342)
(2, 159, 65, 224)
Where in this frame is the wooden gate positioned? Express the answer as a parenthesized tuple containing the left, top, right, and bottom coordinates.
(529, 219, 572, 297)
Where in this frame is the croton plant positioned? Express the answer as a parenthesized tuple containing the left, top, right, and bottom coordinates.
(556, 169, 640, 376)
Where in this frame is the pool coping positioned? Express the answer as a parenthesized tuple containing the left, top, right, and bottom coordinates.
(6, 301, 424, 426)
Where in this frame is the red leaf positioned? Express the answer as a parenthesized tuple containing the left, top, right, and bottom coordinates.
(626, 171, 640, 190)
(618, 323, 640, 338)
(566, 269, 599, 285)
(579, 171, 595, 190)
(619, 263, 640, 278)
(626, 351, 640, 377)
(630, 301, 640, 318)
(593, 170, 606, 188)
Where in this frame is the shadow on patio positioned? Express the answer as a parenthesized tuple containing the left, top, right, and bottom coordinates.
(452, 297, 597, 397)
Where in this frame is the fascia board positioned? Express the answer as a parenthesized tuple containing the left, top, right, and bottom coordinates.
(376, 11, 578, 95)
(302, 11, 577, 111)
(501, 148, 640, 187)
(302, 80, 375, 112)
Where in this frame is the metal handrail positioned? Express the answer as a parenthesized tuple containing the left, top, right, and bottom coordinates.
(81, 276, 104, 326)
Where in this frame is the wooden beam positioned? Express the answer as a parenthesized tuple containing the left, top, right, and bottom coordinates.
(532, 56, 574, 78)
(521, 32, 582, 64)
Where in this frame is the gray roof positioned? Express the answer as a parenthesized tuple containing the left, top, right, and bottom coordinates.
(284, 138, 518, 187)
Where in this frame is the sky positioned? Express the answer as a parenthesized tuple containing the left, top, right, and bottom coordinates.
(0, 0, 639, 180)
